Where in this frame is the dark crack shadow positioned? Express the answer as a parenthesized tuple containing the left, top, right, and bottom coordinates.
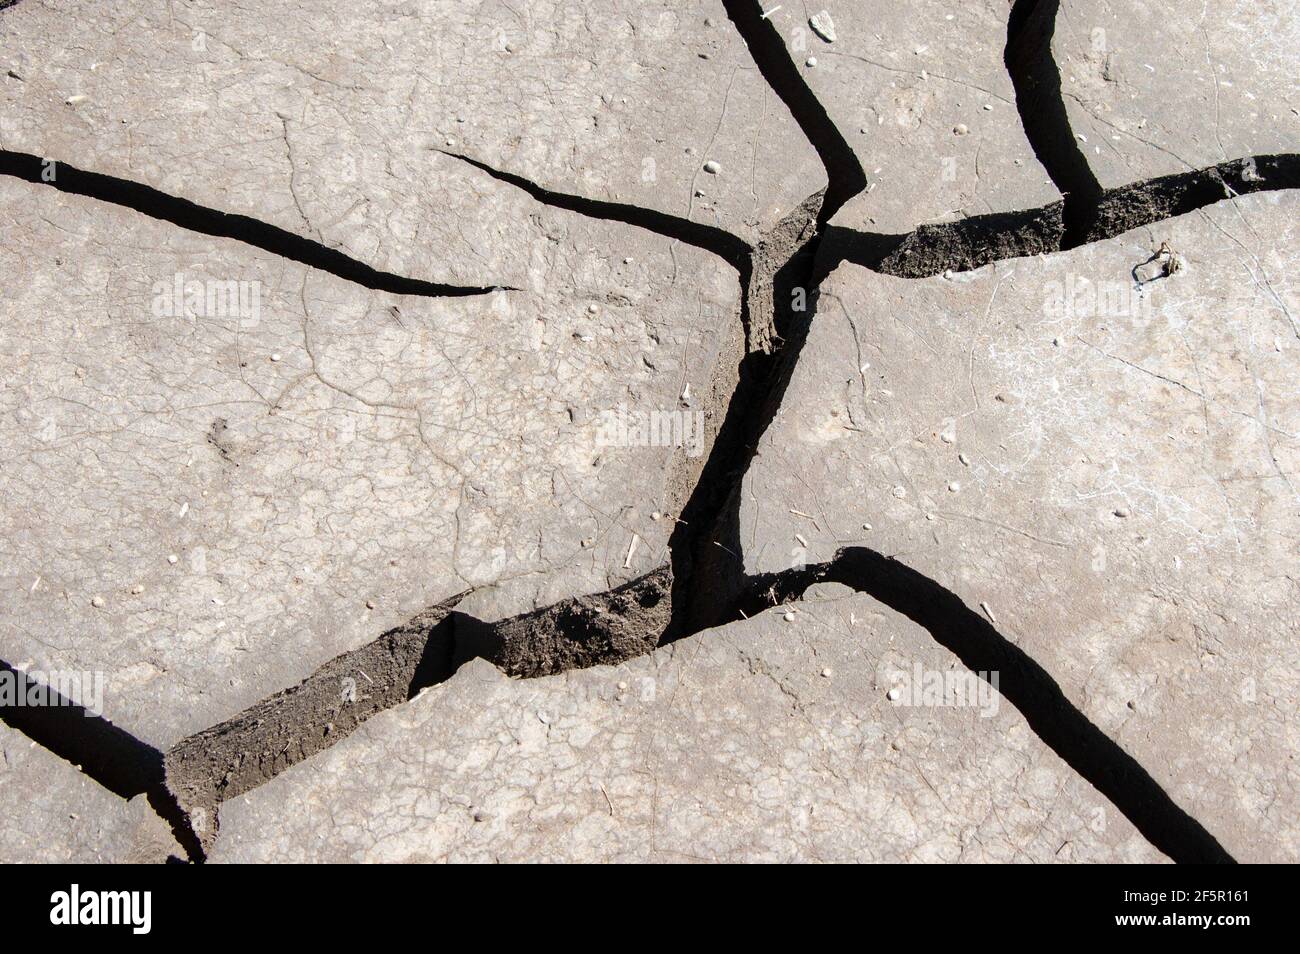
(719, 0, 866, 224)
(1005, 0, 1103, 244)
(668, 193, 823, 636)
(0, 658, 204, 862)
(0, 149, 507, 297)
(736, 550, 1237, 865)
(818, 154, 1300, 279)
(439, 150, 751, 271)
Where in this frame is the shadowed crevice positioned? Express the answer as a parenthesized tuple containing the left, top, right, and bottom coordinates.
(819, 154, 1300, 279)
(1, 659, 161, 799)
(0, 149, 506, 297)
(0, 658, 204, 862)
(734, 550, 1238, 865)
(439, 150, 752, 271)
(719, 0, 867, 225)
(1005, 0, 1103, 244)
(667, 193, 823, 637)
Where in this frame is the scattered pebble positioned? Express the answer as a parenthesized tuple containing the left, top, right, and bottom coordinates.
(90, 595, 105, 608)
(982, 104, 993, 111)
(940, 430, 956, 444)
(954, 123, 969, 135)
(887, 687, 901, 702)
(167, 554, 178, 565)
(703, 159, 720, 174)
(587, 303, 599, 314)
(948, 481, 961, 493)
(1114, 507, 1131, 518)
(651, 511, 662, 521)
(958, 453, 970, 466)
(809, 12, 837, 43)
(617, 680, 628, 691)
(783, 610, 797, 622)
(270, 353, 282, 362)
(821, 667, 834, 678)
(623, 256, 634, 265)
(805, 56, 818, 68)
(862, 522, 872, 531)
(365, 599, 375, 609)
(130, 584, 144, 595)
(892, 485, 907, 499)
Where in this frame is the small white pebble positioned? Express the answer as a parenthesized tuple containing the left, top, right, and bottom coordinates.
(925, 512, 935, 521)
(940, 431, 956, 444)
(805, 57, 818, 67)
(270, 353, 282, 362)
(1114, 507, 1131, 518)
(617, 680, 628, 691)
(948, 481, 961, 493)
(90, 595, 105, 608)
(587, 303, 599, 314)
(982, 104, 993, 111)
(783, 610, 797, 622)
(821, 667, 833, 678)
(887, 687, 901, 702)
(365, 599, 375, 609)
(862, 522, 872, 531)
(651, 511, 662, 521)
(703, 160, 721, 174)
(623, 257, 634, 265)
(130, 584, 144, 595)
(167, 554, 178, 564)
(892, 486, 907, 499)
(954, 123, 969, 135)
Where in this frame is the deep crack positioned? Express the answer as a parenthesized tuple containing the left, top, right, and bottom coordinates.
(734, 552, 1237, 865)
(1005, 0, 1104, 244)
(0, 149, 507, 297)
(3, 0, 1296, 866)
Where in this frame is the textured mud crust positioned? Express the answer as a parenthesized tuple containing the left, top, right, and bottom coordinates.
(163, 594, 462, 850)
(734, 552, 1234, 865)
(163, 570, 670, 855)
(827, 203, 1066, 279)
(1082, 154, 1300, 246)
(455, 569, 672, 679)
(0, 149, 505, 297)
(2, 0, 1297, 864)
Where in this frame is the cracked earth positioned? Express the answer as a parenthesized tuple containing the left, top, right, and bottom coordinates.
(0, 0, 1296, 864)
